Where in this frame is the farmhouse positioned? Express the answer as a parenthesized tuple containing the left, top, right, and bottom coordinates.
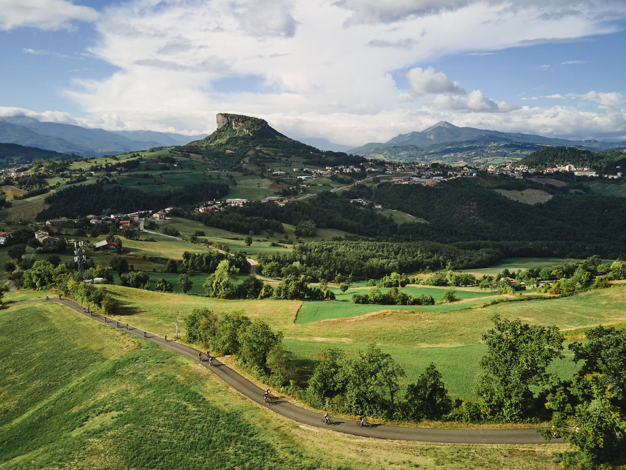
(152, 211, 167, 220)
(119, 220, 132, 229)
(94, 240, 117, 250)
(0, 232, 12, 245)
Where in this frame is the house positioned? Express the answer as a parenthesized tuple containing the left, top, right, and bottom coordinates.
(119, 220, 132, 229)
(0, 232, 12, 245)
(35, 230, 50, 242)
(46, 217, 69, 226)
(40, 236, 58, 246)
(152, 211, 167, 220)
(94, 240, 117, 250)
(226, 198, 248, 207)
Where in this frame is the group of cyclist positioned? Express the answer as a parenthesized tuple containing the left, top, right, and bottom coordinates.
(72, 300, 376, 431)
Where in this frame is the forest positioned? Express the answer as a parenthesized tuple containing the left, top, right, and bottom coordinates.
(37, 181, 229, 219)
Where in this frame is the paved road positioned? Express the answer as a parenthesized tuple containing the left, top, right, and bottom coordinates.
(20, 297, 555, 445)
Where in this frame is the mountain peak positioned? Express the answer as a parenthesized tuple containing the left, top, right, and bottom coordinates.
(216, 113, 269, 132)
(424, 121, 458, 132)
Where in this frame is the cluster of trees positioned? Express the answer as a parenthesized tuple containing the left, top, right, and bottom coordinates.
(17, 260, 117, 315)
(200, 260, 331, 301)
(37, 181, 229, 220)
(514, 146, 626, 172)
(185, 309, 290, 385)
(352, 287, 434, 306)
(181, 251, 248, 273)
(306, 345, 450, 420)
(258, 241, 501, 281)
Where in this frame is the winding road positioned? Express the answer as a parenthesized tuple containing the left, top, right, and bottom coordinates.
(19, 297, 555, 445)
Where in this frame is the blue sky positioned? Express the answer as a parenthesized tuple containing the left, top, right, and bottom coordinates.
(1, 0, 626, 145)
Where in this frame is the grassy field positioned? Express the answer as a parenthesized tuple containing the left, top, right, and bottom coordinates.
(495, 189, 553, 205)
(377, 208, 429, 224)
(93, 282, 626, 399)
(457, 257, 581, 277)
(0, 191, 50, 223)
(0, 185, 27, 201)
(587, 181, 626, 198)
(0, 301, 566, 469)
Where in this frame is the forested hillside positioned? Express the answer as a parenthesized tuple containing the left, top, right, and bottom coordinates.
(0, 143, 75, 167)
(515, 146, 626, 170)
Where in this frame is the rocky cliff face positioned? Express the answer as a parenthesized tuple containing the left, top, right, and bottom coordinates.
(215, 113, 269, 136)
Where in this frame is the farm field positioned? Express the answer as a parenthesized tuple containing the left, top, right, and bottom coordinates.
(0, 301, 565, 470)
(96, 283, 626, 398)
(494, 189, 553, 205)
(377, 208, 429, 224)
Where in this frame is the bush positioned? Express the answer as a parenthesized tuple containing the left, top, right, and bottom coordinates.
(442, 289, 457, 302)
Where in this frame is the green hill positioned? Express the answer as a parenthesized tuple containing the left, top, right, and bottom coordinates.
(515, 146, 626, 170)
(0, 142, 75, 168)
(186, 113, 365, 168)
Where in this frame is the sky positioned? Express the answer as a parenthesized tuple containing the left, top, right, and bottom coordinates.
(1, 0, 626, 146)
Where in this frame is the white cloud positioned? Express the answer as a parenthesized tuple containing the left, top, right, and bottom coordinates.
(561, 60, 586, 65)
(538, 64, 552, 71)
(545, 91, 624, 106)
(407, 67, 466, 95)
(51, 0, 626, 144)
(0, 106, 79, 124)
(431, 90, 520, 113)
(0, 0, 98, 31)
(582, 91, 624, 106)
(334, 0, 624, 24)
(22, 48, 72, 58)
(467, 52, 495, 56)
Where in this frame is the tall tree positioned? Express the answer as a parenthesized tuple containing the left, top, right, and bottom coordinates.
(476, 315, 564, 421)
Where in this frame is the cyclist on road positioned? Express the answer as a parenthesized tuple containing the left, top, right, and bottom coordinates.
(164, 334, 167, 342)
(323, 413, 330, 425)
(198, 352, 202, 361)
(208, 356, 214, 367)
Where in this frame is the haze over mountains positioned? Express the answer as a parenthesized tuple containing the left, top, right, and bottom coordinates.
(350, 121, 626, 165)
(0, 115, 203, 157)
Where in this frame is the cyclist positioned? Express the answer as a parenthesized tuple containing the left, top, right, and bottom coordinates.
(198, 352, 202, 361)
(358, 415, 366, 427)
(323, 413, 330, 425)
(264, 388, 270, 403)
(126, 323, 129, 330)
(143, 331, 147, 338)
(116, 321, 120, 328)
(164, 334, 167, 342)
(208, 356, 214, 367)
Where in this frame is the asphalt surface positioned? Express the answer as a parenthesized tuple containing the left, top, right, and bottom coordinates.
(21, 297, 555, 445)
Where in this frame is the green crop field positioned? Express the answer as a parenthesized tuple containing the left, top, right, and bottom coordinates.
(0, 301, 564, 469)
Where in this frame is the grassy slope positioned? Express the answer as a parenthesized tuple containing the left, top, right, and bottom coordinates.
(0, 302, 564, 470)
(0, 191, 50, 223)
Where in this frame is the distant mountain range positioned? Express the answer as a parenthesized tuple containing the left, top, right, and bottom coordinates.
(350, 121, 626, 166)
(0, 115, 204, 157)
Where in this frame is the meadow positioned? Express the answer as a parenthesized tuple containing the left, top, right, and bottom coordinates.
(0, 301, 566, 469)
(95, 282, 626, 399)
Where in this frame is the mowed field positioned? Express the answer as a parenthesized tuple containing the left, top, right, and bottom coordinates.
(97, 283, 626, 399)
(0, 301, 566, 470)
(457, 257, 582, 277)
(494, 189, 553, 205)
